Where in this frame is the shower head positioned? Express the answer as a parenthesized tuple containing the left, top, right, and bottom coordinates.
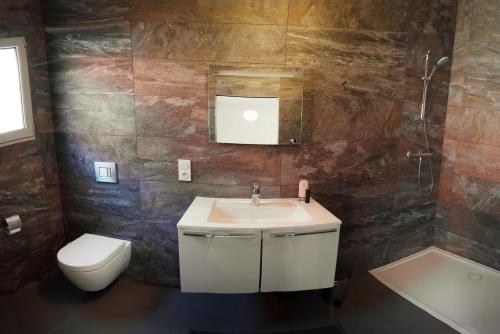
(428, 56, 448, 79)
(436, 56, 448, 66)
(421, 54, 448, 121)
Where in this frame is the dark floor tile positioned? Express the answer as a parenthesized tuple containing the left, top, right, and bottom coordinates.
(0, 273, 101, 334)
(52, 280, 177, 334)
(1, 272, 457, 334)
(335, 274, 457, 334)
(54, 281, 340, 334)
(0, 298, 26, 334)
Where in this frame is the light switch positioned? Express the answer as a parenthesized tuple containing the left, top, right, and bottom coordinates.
(94, 161, 117, 183)
(178, 159, 191, 182)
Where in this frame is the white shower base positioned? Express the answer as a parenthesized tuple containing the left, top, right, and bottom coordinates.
(370, 247, 500, 334)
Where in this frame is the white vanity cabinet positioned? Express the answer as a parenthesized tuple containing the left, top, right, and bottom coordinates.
(177, 197, 342, 294)
(178, 229, 261, 293)
(260, 228, 339, 292)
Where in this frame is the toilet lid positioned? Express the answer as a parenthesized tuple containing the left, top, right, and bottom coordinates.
(57, 234, 126, 272)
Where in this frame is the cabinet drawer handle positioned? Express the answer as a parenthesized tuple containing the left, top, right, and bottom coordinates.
(184, 232, 256, 239)
(271, 228, 337, 238)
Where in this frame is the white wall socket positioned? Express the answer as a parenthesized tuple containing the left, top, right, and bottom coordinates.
(178, 159, 191, 182)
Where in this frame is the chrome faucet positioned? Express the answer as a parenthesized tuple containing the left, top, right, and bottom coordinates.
(251, 183, 260, 207)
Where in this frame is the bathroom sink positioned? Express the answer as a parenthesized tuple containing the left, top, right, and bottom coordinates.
(177, 196, 341, 230)
(207, 199, 312, 224)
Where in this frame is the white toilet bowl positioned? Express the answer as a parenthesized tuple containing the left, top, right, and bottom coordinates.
(57, 233, 131, 291)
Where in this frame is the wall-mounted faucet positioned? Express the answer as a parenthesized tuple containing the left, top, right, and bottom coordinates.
(252, 183, 260, 207)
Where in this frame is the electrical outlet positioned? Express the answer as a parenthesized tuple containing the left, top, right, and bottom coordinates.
(178, 159, 191, 182)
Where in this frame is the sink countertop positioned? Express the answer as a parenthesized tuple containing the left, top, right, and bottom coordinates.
(177, 197, 342, 231)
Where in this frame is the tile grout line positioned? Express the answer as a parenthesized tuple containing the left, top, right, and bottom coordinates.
(48, 301, 95, 334)
(284, 0, 291, 66)
(129, 0, 147, 284)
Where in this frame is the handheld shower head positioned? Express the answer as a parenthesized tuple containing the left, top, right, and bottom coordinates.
(429, 56, 449, 79)
(420, 54, 448, 121)
(436, 56, 448, 66)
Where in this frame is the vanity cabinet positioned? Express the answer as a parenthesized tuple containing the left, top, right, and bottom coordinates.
(178, 230, 261, 293)
(177, 197, 342, 294)
(179, 226, 340, 293)
(260, 228, 339, 292)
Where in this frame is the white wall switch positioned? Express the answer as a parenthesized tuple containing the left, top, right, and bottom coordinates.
(178, 159, 191, 182)
(94, 161, 117, 183)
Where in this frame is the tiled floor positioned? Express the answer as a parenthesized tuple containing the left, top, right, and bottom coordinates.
(0, 273, 456, 334)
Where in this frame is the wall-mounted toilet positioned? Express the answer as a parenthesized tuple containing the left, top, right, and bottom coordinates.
(57, 234, 131, 291)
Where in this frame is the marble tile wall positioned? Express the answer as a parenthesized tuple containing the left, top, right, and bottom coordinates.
(436, 0, 500, 269)
(0, 0, 64, 294)
(40, 0, 457, 286)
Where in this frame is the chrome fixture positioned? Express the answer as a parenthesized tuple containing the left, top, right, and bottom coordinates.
(406, 152, 433, 159)
(251, 183, 260, 207)
(420, 51, 448, 121)
(407, 50, 448, 194)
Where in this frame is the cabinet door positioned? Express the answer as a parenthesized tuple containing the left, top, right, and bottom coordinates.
(261, 228, 339, 292)
(179, 230, 261, 293)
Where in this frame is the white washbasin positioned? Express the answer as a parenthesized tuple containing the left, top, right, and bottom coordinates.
(207, 199, 312, 224)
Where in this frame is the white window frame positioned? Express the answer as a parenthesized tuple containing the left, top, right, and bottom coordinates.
(0, 37, 35, 148)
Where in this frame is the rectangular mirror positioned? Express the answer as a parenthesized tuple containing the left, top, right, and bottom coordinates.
(209, 65, 304, 145)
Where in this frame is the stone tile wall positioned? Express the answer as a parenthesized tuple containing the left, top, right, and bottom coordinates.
(41, 0, 457, 286)
(436, 0, 500, 269)
(0, 0, 64, 294)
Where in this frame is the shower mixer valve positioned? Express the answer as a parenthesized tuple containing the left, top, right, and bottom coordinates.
(406, 151, 433, 159)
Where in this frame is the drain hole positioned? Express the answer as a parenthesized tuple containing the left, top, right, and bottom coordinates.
(468, 272, 483, 280)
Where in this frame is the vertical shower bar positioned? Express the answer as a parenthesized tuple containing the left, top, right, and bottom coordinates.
(407, 51, 447, 194)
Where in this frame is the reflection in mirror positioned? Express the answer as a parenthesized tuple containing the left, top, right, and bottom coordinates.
(208, 65, 304, 145)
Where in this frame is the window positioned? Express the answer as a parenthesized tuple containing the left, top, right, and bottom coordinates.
(0, 37, 34, 147)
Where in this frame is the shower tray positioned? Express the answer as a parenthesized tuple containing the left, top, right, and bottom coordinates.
(371, 247, 500, 334)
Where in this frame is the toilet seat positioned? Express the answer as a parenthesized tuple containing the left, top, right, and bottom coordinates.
(58, 234, 126, 272)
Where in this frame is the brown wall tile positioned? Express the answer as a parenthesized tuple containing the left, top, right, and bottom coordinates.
(131, 0, 289, 25)
(0, 155, 44, 189)
(286, 26, 408, 67)
(445, 106, 500, 146)
(135, 95, 207, 138)
(302, 93, 401, 141)
(280, 139, 399, 193)
(454, 142, 500, 182)
(49, 57, 133, 94)
(450, 174, 500, 216)
(437, 139, 458, 202)
(45, 22, 132, 58)
(454, 0, 472, 40)
(42, 0, 129, 27)
(288, 0, 409, 31)
(407, 0, 457, 35)
(470, 0, 500, 42)
(0, 0, 27, 25)
(133, 58, 207, 97)
(303, 65, 406, 100)
(132, 21, 286, 64)
(462, 62, 500, 110)
(54, 94, 136, 135)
